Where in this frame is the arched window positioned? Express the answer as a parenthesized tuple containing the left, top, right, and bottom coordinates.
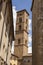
(19, 25, 21, 30)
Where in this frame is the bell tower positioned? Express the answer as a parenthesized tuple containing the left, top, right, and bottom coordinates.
(14, 9, 29, 58)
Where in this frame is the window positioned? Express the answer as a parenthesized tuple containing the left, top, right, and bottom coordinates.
(0, 1, 2, 12)
(1, 62, 3, 65)
(0, 13, 1, 20)
(23, 59, 30, 62)
(19, 25, 21, 30)
(10, 63, 12, 65)
(26, 19, 28, 24)
(26, 26, 27, 30)
(0, 39, 1, 49)
(23, 59, 27, 62)
(19, 17, 22, 22)
(18, 39, 21, 44)
(25, 40, 27, 44)
(3, 44, 5, 49)
(13, 64, 15, 65)
(5, 31, 7, 37)
(28, 60, 30, 62)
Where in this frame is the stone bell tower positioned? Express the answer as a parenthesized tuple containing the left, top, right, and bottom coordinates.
(31, 0, 43, 65)
(14, 9, 29, 58)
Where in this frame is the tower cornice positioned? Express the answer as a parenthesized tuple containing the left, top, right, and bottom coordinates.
(14, 44, 28, 48)
(15, 30, 28, 34)
(17, 9, 29, 15)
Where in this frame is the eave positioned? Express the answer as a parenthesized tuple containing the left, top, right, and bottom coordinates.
(31, 0, 34, 11)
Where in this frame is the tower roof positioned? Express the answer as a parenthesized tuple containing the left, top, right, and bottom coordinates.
(17, 9, 29, 15)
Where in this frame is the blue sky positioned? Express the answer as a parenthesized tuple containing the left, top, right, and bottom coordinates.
(12, 0, 32, 53)
(12, 0, 32, 19)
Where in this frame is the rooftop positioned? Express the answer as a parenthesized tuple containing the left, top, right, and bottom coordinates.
(17, 9, 29, 15)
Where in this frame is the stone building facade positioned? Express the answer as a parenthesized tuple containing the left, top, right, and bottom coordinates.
(0, 0, 14, 65)
(31, 0, 43, 65)
(10, 9, 32, 65)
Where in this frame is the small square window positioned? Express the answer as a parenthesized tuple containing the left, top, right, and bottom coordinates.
(25, 40, 27, 44)
(1, 62, 3, 65)
(28, 60, 30, 62)
(13, 64, 15, 65)
(0, 40, 1, 49)
(3, 44, 5, 49)
(10, 63, 12, 65)
(19, 25, 21, 30)
(0, 13, 1, 20)
(26, 19, 28, 24)
(19, 17, 22, 22)
(0, 1, 2, 12)
(18, 39, 21, 44)
(26, 26, 27, 30)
